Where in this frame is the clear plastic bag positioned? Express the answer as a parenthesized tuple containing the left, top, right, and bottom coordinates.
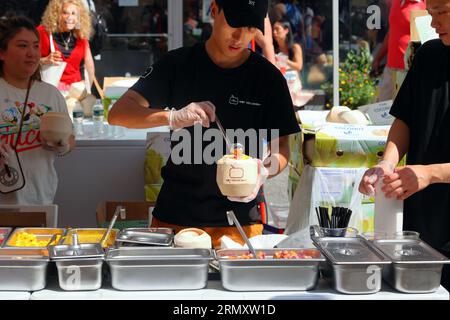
(285, 165, 366, 235)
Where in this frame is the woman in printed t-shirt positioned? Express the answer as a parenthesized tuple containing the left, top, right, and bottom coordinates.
(37, 0, 95, 91)
(0, 16, 75, 205)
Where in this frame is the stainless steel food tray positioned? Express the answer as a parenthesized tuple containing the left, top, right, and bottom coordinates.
(62, 228, 119, 248)
(313, 237, 391, 294)
(216, 249, 326, 291)
(106, 247, 211, 291)
(4, 228, 66, 249)
(0, 248, 49, 291)
(49, 243, 105, 291)
(373, 239, 450, 293)
(53, 258, 104, 291)
(115, 228, 174, 247)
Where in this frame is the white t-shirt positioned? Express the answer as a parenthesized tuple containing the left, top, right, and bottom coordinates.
(0, 78, 69, 205)
(276, 53, 303, 106)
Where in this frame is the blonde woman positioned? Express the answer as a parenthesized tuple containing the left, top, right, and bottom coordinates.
(38, 0, 95, 90)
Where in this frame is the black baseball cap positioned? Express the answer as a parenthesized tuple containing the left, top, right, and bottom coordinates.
(216, 0, 269, 34)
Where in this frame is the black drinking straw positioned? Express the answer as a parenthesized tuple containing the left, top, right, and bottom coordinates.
(338, 207, 344, 228)
(323, 207, 330, 228)
(345, 209, 353, 227)
(321, 207, 326, 228)
(319, 207, 325, 227)
(316, 207, 321, 226)
(321, 206, 354, 228)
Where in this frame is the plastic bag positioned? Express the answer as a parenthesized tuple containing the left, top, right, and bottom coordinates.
(41, 63, 67, 87)
(285, 165, 367, 235)
(40, 34, 67, 87)
(144, 132, 171, 202)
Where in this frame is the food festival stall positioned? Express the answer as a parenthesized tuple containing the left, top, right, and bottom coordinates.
(0, 0, 448, 305)
(1, 84, 447, 301)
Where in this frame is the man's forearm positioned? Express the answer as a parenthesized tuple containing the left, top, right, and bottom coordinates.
(108, 94, 170, 129)
(264, 136, 290, 178)
(429, 163, 450, 184)
(383, 119, 410, 166)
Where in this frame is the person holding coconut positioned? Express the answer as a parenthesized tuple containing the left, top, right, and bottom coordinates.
(0, 16, 75, 204)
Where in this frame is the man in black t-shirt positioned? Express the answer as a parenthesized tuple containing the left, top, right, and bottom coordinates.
(109, 0, 300, 247)
(359, 0, 450, 290)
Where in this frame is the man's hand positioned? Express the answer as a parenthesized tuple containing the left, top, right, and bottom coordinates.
(41, 138, 70, 156)
(228, 159, 269, 203)
(0, 142, 13, 166)
(382, 165, 433, 200)
(169, 101, 216, 131)
(359, 160, 395, 196)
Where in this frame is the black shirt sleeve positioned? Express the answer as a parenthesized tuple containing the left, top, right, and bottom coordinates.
(130, 54, 174, 109)
(390, 45, 424, 127)
(263, 71, 300, 139)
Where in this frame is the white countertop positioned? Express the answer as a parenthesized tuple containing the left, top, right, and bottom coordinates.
(74, 120, 169, 146)
(0, 291, 31, 300)
(28, 278, 449, 301)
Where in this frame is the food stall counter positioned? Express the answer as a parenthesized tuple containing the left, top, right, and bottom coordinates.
(53, 124, 169, 228)
(0, 291, 31, 300)
(27, 278, 449, 301)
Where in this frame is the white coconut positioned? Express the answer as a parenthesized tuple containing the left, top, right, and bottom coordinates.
(339, 110, 369, 125)
(326, 106, 351, 123)
(216, 155, 258, 197)
(174, 228, 212, 249)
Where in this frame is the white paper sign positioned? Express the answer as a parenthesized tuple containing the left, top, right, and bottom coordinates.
(415, 15, 439, 44)
(358, 100, 395, 125)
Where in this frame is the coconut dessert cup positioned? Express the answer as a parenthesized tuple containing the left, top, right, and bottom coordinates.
(40, 112, 73, 144)
(216, 144, 259, 198)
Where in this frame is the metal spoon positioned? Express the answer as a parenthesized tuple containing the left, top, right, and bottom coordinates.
(215, 115, 232, 152)
(57, 228, 71, 245)
(47, 233, 58, 247)
(226, 210, 258, 258)
(100, 205, 122, 247)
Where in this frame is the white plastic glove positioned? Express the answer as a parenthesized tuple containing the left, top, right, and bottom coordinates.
(0, 142, 13, 166)
(228, 159, 269, 203)
(359, 160, 395, 196)
(169, 101, 216, 131)
(41, 138, 71, 156)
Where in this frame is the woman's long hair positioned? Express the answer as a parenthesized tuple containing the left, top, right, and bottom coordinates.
(41, 0, 93, 40)
(273, 19, 295, 60)
(0, 15, 41, 81)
